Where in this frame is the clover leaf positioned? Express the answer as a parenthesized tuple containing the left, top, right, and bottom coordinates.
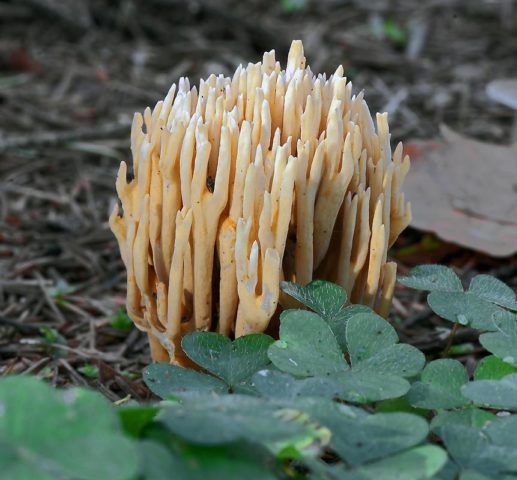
(144, 333, 274, 398)
(157, 394, 330, 457)
(346, 312, 425, 377)
(0, 376, 138, 480)
(138, 438, 280, 480)
(427, 291, 503, 329)
(118, 405, 159, 438)
(468, 275, 517, 310)
(349, 445, 448, 480)
(144, 363, 228, 398)
(316, 445, 448, 480)
(484, 415, 517, 450)
(462, 373, 517, 410)
(334, 312, 425, 403)
(441, 424, 517, 478)
(400, 266, 515, 330)
(326, 411, 430, 465)
(479, 311, 517, 367)
(268, 308, 423, 403)
(336, 371, 411, 404)
(430, 407, 495, 434)
(407, 359, 470, 409)
(474, 355, 517, 380)
(181, 332, 274, 387)
(327, 304, 373, 352)
(280, 280, 347, 320)
(268, 310, 348, 377)
(399, 265, 463, 292)
(251, 369, 344, 401)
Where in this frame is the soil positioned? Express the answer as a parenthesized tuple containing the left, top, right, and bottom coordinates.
(1, 0, 516, 400)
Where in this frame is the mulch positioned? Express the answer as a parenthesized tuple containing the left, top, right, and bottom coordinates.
(1, 0, 516, 400)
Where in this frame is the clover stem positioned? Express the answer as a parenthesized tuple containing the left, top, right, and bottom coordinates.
(442, 323, 459, 357)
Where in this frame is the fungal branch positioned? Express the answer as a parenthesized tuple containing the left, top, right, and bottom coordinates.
(110, 40, 412, 363)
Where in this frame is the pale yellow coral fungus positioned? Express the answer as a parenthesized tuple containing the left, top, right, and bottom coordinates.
(110, 40, 412, 363)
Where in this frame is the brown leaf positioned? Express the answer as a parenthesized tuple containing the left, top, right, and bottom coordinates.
(404, 125, 517, 257)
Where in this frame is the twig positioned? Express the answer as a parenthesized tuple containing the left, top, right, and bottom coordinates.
(0, 121, 130, 153)
(0, 315, 41, 334)
(0, 279, 53, 292)
(97, 360, 144, 401)
(33, 272, 67, 326)
(0, 183, 69, 204)
(19, 0, 92, 31)
(24, 357, 50, 374)
(59, 359, 90, 387)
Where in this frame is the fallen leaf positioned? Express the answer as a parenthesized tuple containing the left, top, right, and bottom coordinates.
(404, 126, 517, 257)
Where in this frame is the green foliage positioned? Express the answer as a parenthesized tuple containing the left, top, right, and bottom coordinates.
(279, 0, 307, 14)
(430, 407, 495, 433)
(400, 264, 516, 330)
(322, 411, 429, 465)
(47, 278, 75, 306)
(78, 363, 99, 379)
(182, 332, 274, 388)
(110, 308, 133, 331)
(144, 332, 274, 397)
(39, 325, 67, 358)
(474, 355, 517, 380)
(280, 280, 347, 320)
(468, 275, 517, 310)
(478, 311, 517, 367)
(139, 436, 281, 480)
(375, 396, 428, 417)
(355, 446, 447, 480)
(399, 265, 464, 292)
(158, 395, 319, 446)
(427, 291, 500, 328)
(369, 16, 408, 48)
(39, 325, 61, 343)
(448, 342, 476, 355)
(3, 267, 517, 479)
(441, 424, 517, 478)
(118, 406, 159, 438)
(0, 376, 138, 480)
(462, 374, 517, 409)
(145, 363, 228, 397)
(268, 310, 347, 377)
(407, 359, 470, 409)
(381, 18, 408, 47)
(268, 286, 424, 403)
(402, 264, 517, 374)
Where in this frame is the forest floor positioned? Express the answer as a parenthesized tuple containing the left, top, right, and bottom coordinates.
(1, 0, 516, 401)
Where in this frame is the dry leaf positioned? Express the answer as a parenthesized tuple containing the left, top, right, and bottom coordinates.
(404, 125, 517, 257)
